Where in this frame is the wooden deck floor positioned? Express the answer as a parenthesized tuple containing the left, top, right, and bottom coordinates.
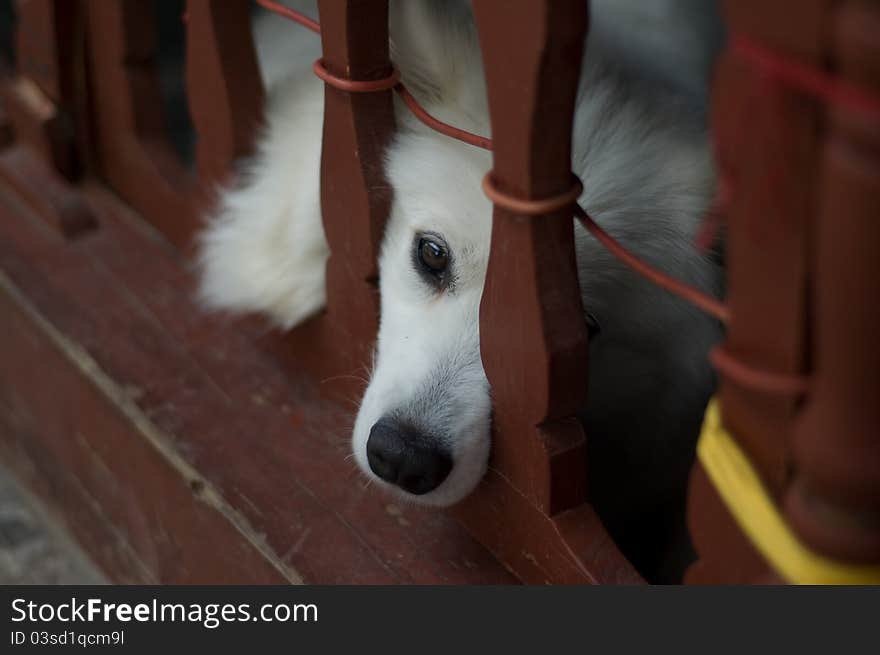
(0, 461, 106, 584)
(0, 179, 516, 584)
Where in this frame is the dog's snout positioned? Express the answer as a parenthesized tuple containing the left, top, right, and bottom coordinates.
(366, 418, 452, 495)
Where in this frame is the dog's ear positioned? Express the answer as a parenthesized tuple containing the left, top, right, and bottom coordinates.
(389, 0, 483, 106)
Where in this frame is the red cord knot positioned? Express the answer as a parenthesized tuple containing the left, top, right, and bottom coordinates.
(710, 348, 810, 396)
(481, 173, 583, 215)
(312, 59, 400, 93)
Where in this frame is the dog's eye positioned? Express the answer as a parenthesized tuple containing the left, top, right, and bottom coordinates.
(417, 237, 448, 274)
(412, 233, 453, 291)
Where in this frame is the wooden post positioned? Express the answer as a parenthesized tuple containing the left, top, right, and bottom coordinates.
(0, 0, 96, 237)
(86, 0, 197, 247)
(785, 0, 880, 565)
(7, 0, 81, 177)
(686, 0, 828, 584)
(283, 0, 396, 399)
(186, 0, 265, 189)
(453, 0, 641, 585)
(86, 0, 264, 247)
(688, 0, 880, 582)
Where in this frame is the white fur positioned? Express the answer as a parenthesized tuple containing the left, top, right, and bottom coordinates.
(197, 1, 724, 513)
(197, 63, 326, 329)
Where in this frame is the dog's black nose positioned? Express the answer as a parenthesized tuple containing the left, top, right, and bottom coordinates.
(366, 418, 452, 495)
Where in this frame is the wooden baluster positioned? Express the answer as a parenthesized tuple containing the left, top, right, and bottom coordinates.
(687, 0, 834, 584)
(687, 0, 828, 585)
(7, 0, 79, 176)
(453, 0, 639, 584)
(0, 0, 95, 237)
(284, 0, 395, 397)
(16, 0, 69, 97)
(785, 0, 880, 565)
(186, 0, 264, 189)
(86, 0, 264, 247)
(87, 0, 197, 247)
(713, 0, 826, 495)
(473, 0, 588, 518)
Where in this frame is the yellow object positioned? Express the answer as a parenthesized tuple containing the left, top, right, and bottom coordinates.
(696, 398, 880, 585)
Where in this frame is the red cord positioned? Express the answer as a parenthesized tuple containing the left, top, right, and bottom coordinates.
(732, 34, 880, 121)
(256, 0, 320, 33)
(395, 85, 493, 150)
(574, 205, 731, 323)
(710, 348, 809, 395)
(482, 173, 583, 215)
(312, 58, 400, 92)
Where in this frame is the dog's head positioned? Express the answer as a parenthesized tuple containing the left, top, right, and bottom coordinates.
(348, 0, 721, 509)
(351, 130, 495, 506)
(347, 109, 720, 509)
(349, 1, 499, 506)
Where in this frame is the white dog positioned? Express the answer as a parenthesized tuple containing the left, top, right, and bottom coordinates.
(198, 0, 724, 581)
